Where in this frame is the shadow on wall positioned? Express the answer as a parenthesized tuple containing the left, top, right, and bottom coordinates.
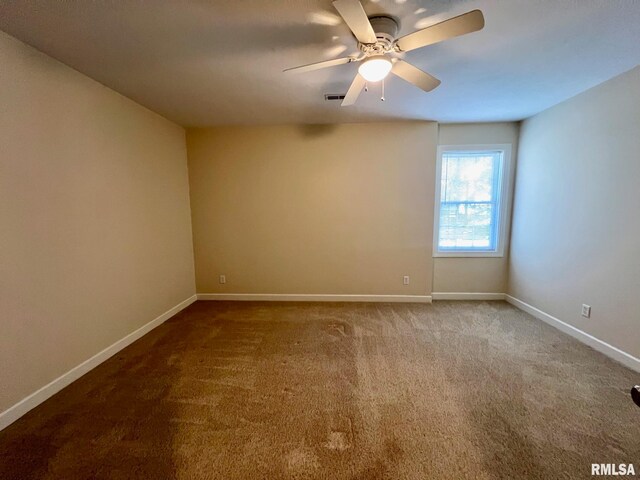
(297, 123, 339, 138)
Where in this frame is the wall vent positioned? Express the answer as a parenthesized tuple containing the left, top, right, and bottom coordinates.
(324, 94, 346, 101)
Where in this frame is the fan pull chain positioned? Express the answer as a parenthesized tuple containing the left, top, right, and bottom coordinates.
(381, 79, 385, 101)
(364, 82, 368, 92)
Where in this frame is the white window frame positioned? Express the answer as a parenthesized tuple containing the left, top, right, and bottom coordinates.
(433, 144, 513, 258)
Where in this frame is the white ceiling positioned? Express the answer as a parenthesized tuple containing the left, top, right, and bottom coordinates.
(1, 0, 639, 126)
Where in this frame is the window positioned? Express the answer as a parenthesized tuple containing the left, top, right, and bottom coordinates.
(434, 145, 512, 257)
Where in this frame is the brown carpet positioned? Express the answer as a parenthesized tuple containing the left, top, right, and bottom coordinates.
(0, 301, 638, 479)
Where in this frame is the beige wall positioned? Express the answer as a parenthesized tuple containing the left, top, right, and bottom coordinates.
(433, 123, 519, 293)
(509, 66, 640, 358)
(0, 32, 195, 413)
(187, 123, 437, 296)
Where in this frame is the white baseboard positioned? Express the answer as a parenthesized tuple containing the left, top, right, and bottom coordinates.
(506, 295, 640, 373)
(197, 293, 432, 303)
(432, 292, 506, 301)
(0, 294, 197, 432)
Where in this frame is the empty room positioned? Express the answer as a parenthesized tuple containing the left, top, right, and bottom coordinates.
(1, 0, 639, 478)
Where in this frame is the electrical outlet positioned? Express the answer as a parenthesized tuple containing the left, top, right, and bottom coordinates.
(581, 304, 591, 318)
(219, 274, 226, 284)
(403, 275, 410, 286)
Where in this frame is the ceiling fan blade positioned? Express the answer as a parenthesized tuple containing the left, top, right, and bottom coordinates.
(333, 0, 377, 45)
(391, 60, 441, 92)
(342, 74, 366, 106)
(395, 10, 484, 52)
(284, 56, 355, 73)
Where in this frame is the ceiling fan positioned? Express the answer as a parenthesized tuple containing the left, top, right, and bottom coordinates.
(285, 0, 485, 106)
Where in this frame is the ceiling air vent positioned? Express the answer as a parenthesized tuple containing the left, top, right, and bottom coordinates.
(324, 94, 346, 101)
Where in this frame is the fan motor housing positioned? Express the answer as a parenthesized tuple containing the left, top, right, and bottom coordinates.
(359, 15, 399, 54)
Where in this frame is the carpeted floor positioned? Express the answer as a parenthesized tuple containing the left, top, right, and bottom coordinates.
(0, 301, 638, 479)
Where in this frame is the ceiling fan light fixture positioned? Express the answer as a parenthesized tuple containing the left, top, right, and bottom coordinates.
(285, 1, 485, 107)
(358, 55, 392, 82)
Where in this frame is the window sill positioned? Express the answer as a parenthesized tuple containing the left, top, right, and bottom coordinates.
(433, 251, 504, 258)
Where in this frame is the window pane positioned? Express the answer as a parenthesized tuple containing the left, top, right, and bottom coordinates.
(438, 151, 502, 252)
(439, 202, 494, 249)
(441, 153, 496, 203)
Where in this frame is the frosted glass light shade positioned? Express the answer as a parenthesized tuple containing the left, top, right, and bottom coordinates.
(358, 56, 392, 82)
